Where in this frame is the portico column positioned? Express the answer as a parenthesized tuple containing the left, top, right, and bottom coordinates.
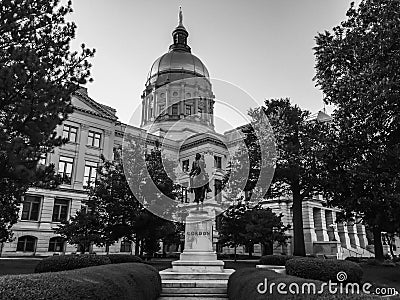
(313, 208, 329, 241)
(302, 202, 317, 254)
(356, 221, 368, 248)
(347, 223, 361, 248)
(337, 222, 352, 249)
(325, 210, 340, 242)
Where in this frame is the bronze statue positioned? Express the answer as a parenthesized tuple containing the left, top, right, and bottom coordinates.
(189, 153, 211, 204)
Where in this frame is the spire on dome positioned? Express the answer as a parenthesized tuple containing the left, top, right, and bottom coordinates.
(179, 6, 183, 26)
(169, 7, 191, 52)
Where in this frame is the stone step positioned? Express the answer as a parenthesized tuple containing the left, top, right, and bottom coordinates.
(162, 287, 227, 294)
(162, 280, 228, 288)
(160, 270, 234, 281)
(158, 293, 228, 299)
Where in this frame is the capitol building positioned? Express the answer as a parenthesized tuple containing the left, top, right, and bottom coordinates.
(1, 11, 396, 259)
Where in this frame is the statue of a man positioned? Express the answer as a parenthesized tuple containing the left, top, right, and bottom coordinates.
(189, 153, 210, 204)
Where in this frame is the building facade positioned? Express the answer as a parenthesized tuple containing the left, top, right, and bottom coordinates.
(2, 11, 398, 258)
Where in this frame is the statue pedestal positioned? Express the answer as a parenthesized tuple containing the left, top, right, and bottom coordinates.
(172, 208, 224, 272)
(159, 202, 234, 298)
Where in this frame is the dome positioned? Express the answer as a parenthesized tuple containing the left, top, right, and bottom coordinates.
(146, 51, 209, 85)
(145, 8, 209, 87)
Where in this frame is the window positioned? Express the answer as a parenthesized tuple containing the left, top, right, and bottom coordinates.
(21, 195, 41, 221)
(180, 186, 188, 203)
(215, 179, 222, 203)
(87, 131, 101, 148)
(185, 105, 192, 115)
(38, 153, 47, 165)
(172, 91, 178, 97)
(182, 159, 189, 172)
(214, 156, 222, 169)
(48, 237, 65, 252)
(63, 124, 78, 142)
(81, 204, 88, 214)
(198, 107, 203, 114)
(159, 104, 165, 115)
(172, 104, 178, 115)
(52, 199, 69, 222)
(83, 161, 98, 188)
(16, 236, 37, 252)
(120, 240, 132, 253)
(58, 156, 74, 184)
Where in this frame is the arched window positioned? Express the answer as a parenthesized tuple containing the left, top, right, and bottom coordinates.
(48, 237, 65, 252)
(16, 236, 37, 252)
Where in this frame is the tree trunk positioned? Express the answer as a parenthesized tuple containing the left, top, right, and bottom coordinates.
(106, 243, 110, 255)
(292, 189, 306, 256)
(262, 242, 273, 255)
(234, 245, 237, 262)
(135, 239, 140, 256)
(373, 226, 384, 260)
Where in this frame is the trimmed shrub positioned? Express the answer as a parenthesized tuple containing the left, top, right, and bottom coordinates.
(259, 255, 294, 266)
(0, 263, 161, 300)
(34, 254, 111, 273)
(107, 254, 143, 264)
(345, 257, 360, 263)
(228, 268, 380, 300)
(285, 257, 363, 283)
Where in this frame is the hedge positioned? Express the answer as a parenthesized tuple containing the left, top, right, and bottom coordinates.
(228, 268, 380, 300)
(285, 257, 363, 283)
(0, 263, 161, 300)
(259, 255, 295, 266)
(106, 254, 143, 264)
(34, 254, 111, 273)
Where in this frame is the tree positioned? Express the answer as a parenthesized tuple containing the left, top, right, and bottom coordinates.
(218, 202, 248, 261)
(261, 98, 328, 256)
(0, 0, 95, 242)
(242, 205, 289, 256)
(314, 0, 400, 259)
(84, 142, 181, 257)
(56, 210, 104, 254)
(218, 202, 289, 259)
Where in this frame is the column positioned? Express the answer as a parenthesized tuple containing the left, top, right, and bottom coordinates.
(313, 208, 329, 241)
(153, 91, 158, 119)
(325, 210, 340, 242)
(302, 203, 317, 254)
(74, 124, 89, 189)
(141, 98, 145, 125)
(347, 223, 360, 248)
(194, 97, 199, 114)
(167, 89, 172, 116)
(337, 222, 352, 249)
(356, 222, 368, 248)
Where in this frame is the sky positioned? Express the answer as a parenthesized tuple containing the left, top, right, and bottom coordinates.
(69, 0, 356, 129)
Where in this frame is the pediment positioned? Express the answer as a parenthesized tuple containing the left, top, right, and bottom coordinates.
(71, 90, 117, 121)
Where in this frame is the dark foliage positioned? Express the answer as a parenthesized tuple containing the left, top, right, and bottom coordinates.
(285, 257, 363, 283)
(0, 263, 161, 300)
(228, 268, 379, 300)
(0, 0, 94, 242)
(259, 255, 295, 266)
(106, 254, 143, 264)
(34, 254, 111, 273)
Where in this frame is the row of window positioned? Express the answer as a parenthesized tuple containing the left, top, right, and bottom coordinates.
(57, 156, 97, 186)
(181, 155, 222, 172)
(22, 196, 71, 222)
(16, 235, 133, 253)
(63, 124, 102, 148)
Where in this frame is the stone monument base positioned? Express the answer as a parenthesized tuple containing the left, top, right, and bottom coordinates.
(159, 203, 234, 299)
